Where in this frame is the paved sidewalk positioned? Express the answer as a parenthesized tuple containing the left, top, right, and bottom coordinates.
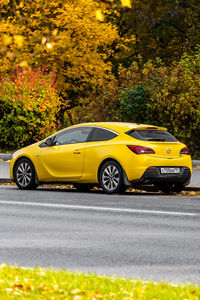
(0, 162, 10, 181)
(1, 154, 200, 189)
(189, 168, 200, 188)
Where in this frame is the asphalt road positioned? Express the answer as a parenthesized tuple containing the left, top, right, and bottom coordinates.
(0, 185, 200, 283)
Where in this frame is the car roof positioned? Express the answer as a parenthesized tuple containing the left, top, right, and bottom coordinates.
(73, 122, 167, 133)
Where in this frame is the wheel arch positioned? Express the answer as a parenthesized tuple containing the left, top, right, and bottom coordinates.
(13, 156, 39, 184)
(97, 158, 131, 187)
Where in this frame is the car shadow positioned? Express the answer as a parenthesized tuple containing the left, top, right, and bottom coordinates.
(35, 185, 162, 196)
(2, 182, 168, 196)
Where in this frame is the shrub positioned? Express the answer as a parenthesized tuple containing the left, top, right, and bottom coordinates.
(64, 79, 120, 124)
(117, 55, 200, 157)
(0, 68, 61, 150)
(119, 84, 151, 123)
(148, 54, 200, 157)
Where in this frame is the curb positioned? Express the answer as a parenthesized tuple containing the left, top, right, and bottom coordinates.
(0, 154, 12, 161)
(0, 179, 12, 183)
(192, 160, 200, 167)
(184, 187, 200, 191)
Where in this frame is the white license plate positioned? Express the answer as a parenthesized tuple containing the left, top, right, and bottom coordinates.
(160, 167, 180, 174)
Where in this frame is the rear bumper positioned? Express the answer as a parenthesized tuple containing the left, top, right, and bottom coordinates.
(134, 166, 191, 186)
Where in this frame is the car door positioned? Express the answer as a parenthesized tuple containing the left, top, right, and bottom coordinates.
(83, 127, 118, 181)
(38, 127, 92, 181)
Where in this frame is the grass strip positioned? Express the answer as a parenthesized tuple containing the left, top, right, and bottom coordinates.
(0, 265, 199, 299)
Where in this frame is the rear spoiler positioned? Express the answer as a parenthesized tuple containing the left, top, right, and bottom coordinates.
(129, 126, 167, 131)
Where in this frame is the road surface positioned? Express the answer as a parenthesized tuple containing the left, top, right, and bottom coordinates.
(0, 185, 200, 283)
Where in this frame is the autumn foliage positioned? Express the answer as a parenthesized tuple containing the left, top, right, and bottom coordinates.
(0, 68, 60, 149)
(0, 0, 200, 156)
(0, 0, 118, 111)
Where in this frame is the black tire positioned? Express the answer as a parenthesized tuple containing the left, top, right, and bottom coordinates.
(99, 161, 126, 194)
(14, 158, 38, 190)
(73, 183, 94, 192)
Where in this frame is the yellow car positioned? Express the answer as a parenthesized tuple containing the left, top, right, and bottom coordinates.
(10, 122, 192, 194)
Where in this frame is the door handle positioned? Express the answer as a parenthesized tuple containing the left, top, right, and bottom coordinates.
(73, 150, 80, 154)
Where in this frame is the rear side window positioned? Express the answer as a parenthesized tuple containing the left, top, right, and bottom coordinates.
(89, 127, 117, 142)
(126, 130, 178, 142)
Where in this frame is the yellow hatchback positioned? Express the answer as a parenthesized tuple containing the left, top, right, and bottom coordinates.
(10, 122, 192, 194)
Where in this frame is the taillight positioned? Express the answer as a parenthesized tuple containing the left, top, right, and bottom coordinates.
(180, 147, 190, 155)
(127, 145, 155, 155)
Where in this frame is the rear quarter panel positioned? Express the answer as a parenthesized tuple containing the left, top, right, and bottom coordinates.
(82, 135, 192, 183)
(81, 137, 139, 182)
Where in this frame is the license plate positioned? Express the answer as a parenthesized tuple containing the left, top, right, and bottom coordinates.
(160, 167, 180, 174)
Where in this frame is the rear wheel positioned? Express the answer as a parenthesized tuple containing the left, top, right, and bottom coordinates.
(99, 161, 126, 194)
(14, 158, 38, 190)
(73, 183, 94, 192)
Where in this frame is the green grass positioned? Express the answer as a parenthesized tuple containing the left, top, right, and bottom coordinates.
(0, 265, 199, 299)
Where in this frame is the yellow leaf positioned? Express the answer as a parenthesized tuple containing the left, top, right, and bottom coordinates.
(0, 0, 9, 4)
(6, 52, 14, 59)
(188, 191, 197, 196)
(187, 293, 199, 300)
(71, 289, 81, 294)
(73, 296, 82, 300)
(46, 42, 53, 49)
(95, 9, 104, 22)
(41, 37, 47, 45)
(121, 0, 131, 8)
(19, 1, 24, 8)
(14, 35, 24, 47)
(52, 29, 58, 36)
(19, 60, 28, 67)
(3, 34, 12, 45)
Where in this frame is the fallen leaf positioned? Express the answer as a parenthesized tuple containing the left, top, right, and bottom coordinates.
(71, 289, 81, 294)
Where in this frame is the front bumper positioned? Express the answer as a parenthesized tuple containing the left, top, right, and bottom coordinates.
(137, 166, 191, 186)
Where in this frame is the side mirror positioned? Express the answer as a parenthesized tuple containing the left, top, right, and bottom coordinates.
(45, 137, 53, 146)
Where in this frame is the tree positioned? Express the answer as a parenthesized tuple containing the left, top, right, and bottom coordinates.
(0, 0, 118, 121)
(102, 0, 200, 68)
(117, 53, 200, 157)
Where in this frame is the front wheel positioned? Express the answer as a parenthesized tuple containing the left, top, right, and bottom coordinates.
(14, 158, 38, 190)
(99, 161, 126, 194)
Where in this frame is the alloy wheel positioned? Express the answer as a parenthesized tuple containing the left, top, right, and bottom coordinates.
(16, 162, 32, 187)
(14, 158, 38, 190)
(102, 165, 120, 191)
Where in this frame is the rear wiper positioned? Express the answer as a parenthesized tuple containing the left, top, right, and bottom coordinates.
(147, 138, 165, 141)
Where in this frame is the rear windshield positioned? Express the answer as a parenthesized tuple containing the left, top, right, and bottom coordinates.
(126, 130, 178, 142)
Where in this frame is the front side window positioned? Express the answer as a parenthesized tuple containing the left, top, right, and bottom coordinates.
(53, 127, 92, 145)
(126, 130, 178, 142)
(89, 127, 118, 142)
